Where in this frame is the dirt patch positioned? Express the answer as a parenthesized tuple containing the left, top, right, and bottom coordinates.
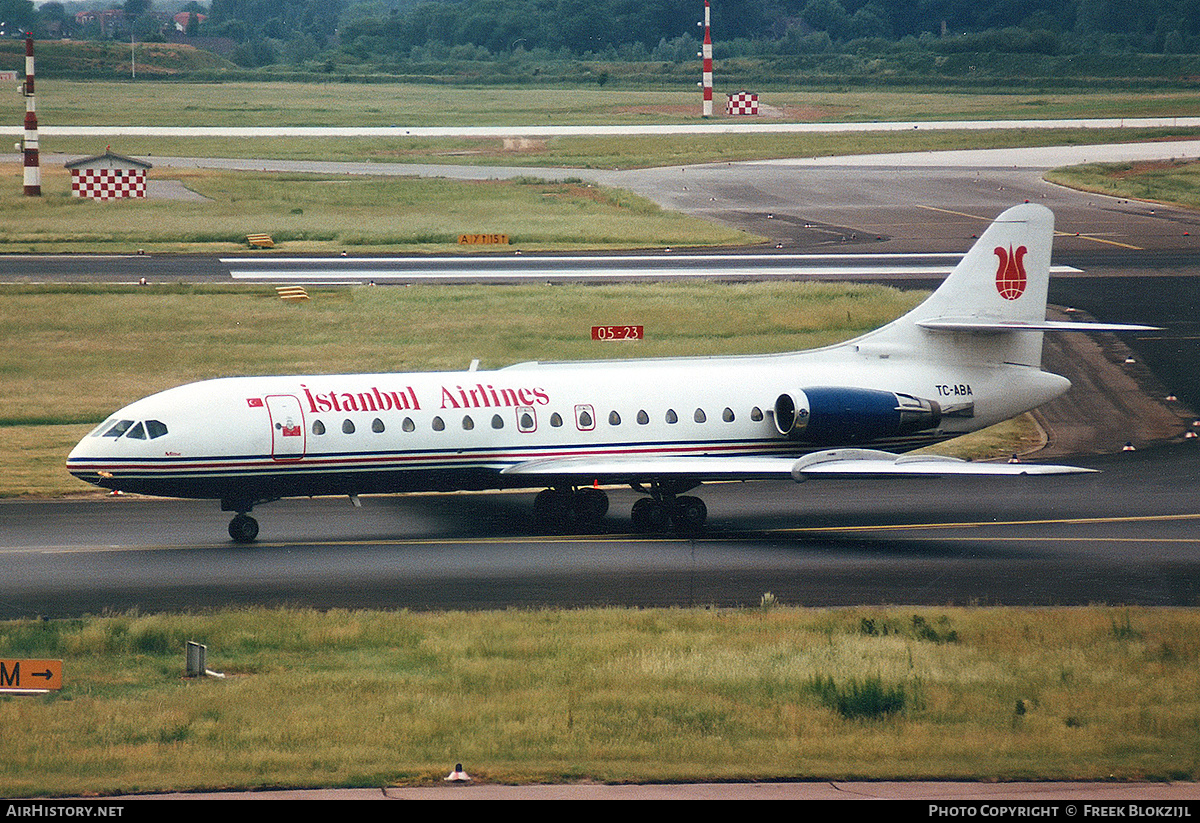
(1108, 159, 1198, 178)
(780, 104, 852, 121)
(607, 103, 850, 121)
(502, 137, 547, 152)
(609, 106, 702, 116)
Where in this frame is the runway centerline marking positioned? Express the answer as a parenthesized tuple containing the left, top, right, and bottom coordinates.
(770, 512, 1200, 535)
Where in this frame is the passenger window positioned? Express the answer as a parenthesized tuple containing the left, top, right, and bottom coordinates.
(312, 420, 325, 435)
(402, 417, 415, 433)
(432, 416, 445, 431)
(723, 407, 735, 422)
(125, 422, 146, 440)
(637, 410, 649, 425)
(372, 418, 385, 433)
(751, 407, 763, 422)
(666, 409, 677, 424)
(608, 410, 621, 426)
(342, 419, 355, 434)
(575, 405, 594, 431)
(145, 420, 168, 439)
(462, 415, 474, 430)
(694, 408, 706, 423)
(550, 413, 563, 427)
(491, 414, 504, 429)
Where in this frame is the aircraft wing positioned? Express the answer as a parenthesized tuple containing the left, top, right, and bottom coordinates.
(499, 449, 1096, 482)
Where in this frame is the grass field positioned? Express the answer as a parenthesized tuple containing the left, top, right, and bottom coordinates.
(0, 606, 1196, 796)
(28, 82, 1200, 127)
(1048, 159, 1200, 211)
(0, 164, 756, 253)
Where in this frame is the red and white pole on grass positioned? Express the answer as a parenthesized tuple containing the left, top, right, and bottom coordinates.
(22, 33, 40, 197)
(701, 1, 713, 117)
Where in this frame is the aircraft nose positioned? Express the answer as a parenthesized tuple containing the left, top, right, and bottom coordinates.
(66, 428, 113, 487)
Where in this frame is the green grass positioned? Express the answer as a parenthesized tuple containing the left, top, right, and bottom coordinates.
(1047, 159, 1200, 210)
(0, 165, 754, 253)
(27, 81, 1200, 127)
(0, 606, 1196, 796)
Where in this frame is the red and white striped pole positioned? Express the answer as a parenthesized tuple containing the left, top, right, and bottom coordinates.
(701, 1, 713, 117)
(22, 33, 40, 196)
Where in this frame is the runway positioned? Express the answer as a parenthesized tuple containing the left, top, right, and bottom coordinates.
(5, 140, 1200, 618)
(4, 444, 1199, 619)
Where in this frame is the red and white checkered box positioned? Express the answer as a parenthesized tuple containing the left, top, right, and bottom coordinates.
(70, 168, 147, 200)
(726, 92, 759, 115)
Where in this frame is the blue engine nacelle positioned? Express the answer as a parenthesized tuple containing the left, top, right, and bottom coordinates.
(773, 387, 942, 444)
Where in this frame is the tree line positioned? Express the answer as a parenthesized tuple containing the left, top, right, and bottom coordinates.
(5, 0, 1200, 71)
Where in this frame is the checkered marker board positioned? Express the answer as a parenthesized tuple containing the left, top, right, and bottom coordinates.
(726, 92, 759, 115)
(70, 169, 147, 200)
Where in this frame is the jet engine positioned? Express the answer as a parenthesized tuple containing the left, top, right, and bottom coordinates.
(773, 387, 942, 443)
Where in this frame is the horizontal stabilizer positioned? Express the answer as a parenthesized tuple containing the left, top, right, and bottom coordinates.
(918, 318, 1159, 334)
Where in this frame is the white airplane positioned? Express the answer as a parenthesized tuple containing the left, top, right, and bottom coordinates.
(68, 204, 1153, 542)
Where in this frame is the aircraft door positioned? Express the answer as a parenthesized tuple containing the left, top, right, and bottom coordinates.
(266, 394, 305, 460)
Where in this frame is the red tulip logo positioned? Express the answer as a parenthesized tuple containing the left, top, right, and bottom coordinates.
(994, 244, 1027, 300)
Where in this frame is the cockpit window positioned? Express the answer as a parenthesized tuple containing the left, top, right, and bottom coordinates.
(97, 419, 168, 440)
(89, 419, 116, 437)
(102, 420, 135, 438)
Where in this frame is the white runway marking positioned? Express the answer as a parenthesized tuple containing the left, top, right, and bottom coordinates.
(222, 254, 1081, 284)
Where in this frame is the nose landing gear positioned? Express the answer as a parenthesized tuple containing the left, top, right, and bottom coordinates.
(228, 512, 259, 543)
(222, 497, 267, 544)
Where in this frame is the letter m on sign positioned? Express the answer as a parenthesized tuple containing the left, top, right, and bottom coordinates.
(0, 661, 17, 687)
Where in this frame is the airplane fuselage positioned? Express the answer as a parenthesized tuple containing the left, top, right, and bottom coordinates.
(67, 345, 1068, 505)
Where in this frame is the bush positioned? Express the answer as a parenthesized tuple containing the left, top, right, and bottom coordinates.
(810, 674, 908, 719)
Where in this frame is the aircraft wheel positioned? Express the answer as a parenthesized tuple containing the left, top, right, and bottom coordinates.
(573, 487, 609, 529)
(228, 513, 259, 544)
(630, 497, 671, 533)
(672, 496, 707, 534)
(533, 488, 573, 533)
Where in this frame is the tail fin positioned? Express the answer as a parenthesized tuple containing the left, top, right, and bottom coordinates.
(856, 203, 1056, 367)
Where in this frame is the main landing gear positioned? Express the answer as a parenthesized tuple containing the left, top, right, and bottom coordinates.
(532, 486, 610, 533)
(630, 493, 707, 534)
(532, 481, 708, 535)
